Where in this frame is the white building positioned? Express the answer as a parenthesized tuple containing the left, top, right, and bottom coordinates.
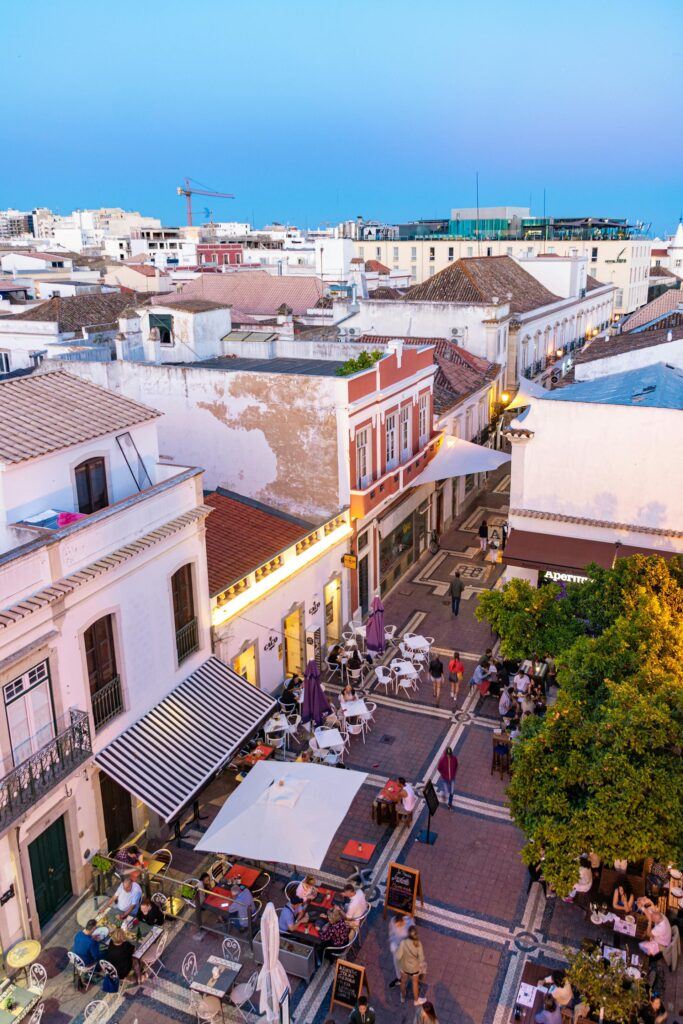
(0, 370, 216, 944)
(502, 363, 683, 586)
(573, 326, 683, 382)
(206, 490, 352, 691)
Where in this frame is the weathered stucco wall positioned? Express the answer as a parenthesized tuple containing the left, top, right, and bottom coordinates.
(48, 360, 345, 520)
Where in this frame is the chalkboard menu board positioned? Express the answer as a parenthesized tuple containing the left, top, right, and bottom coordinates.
(424, 779, 439, 816)
(331, 959, 367, 1010)
(384, 861, 423, 917)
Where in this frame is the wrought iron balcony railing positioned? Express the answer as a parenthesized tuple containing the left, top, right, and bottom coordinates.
(0, 709, 92, 832)
(91, 675, 124, 733)
(176, 618, 199, 663)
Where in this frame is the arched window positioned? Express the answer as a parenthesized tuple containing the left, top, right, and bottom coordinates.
(75, 457, 108, 514)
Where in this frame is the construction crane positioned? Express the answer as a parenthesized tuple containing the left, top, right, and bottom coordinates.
(176, 177, 234, 227)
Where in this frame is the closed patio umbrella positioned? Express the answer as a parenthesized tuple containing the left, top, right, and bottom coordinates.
(301, 659, 331, 727)
(257, 901, 289, 1022)
(365, 594, 385, 653)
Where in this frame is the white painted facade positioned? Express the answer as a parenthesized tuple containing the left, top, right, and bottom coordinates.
(0, 404, 211, 945)
(574, 335, 683, 381)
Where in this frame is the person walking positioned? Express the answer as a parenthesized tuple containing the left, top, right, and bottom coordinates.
(449, 572, 464, 616)
(397, 924, 427, 1007)
(478, 519, 489, 554)
(436, 746, 458, 809)
(448, 651, 464, 702)
(348, 995, 376, 1024)
(415, 1002, 439, 1024)
(428, 654, 444, 705)
(388, 912, 414, 988)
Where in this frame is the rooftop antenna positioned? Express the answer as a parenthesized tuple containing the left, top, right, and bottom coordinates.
(476, 171, 481, 257)
(542, 188, 546, 253)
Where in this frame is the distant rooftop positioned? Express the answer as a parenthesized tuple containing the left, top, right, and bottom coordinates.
(620, 288, 683, 332)
(1, 292, 147, 333)
(541, 362, 683, 410)
(178, 356, 346, 377)
(574, 325, 683, 366)
(402, 256, 560, 314)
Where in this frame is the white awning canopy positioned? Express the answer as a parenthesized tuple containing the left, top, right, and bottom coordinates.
(195, 760, 368, 869)
(506, 376, 547, 410)
(409, 435, 510, 487)
(95, 657, 277, 822)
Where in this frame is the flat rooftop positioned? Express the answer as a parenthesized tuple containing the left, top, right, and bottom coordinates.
(176, 356, 346, 377)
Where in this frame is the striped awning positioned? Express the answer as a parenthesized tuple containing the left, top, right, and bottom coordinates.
(95, 657, 277, 822)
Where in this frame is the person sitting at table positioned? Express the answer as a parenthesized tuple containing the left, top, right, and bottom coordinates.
(534, 994, 562, 1024)
(397, 777, 418, 822)
(102, 927, 143, 987)
(138, 897, 164, 927)
(642, 993, 668, 1024)
(498, 686, 517, 723)
(565, 856, 594, 901)
(279, 898, 306, 933)
(340, 682, 357, 704)
(542, 969, 573, 1007)
(199, 872, 216, 899)
(612, 875, 635, 914)
(279, 683, 299, 714)
(327, 644, 343, 666)
(228, 883, 256, 932)
(513, 667, 531, 694)
(101, 876, 142, 921)
(73, 919, 103, 969)
(639, 908, 672, 958)
(346, 648, 364, 679)
(296, 875, 319, 902)
(319, 907, 350, 951)
(341, 883, 368, 933)
(470, 659, 490, 691)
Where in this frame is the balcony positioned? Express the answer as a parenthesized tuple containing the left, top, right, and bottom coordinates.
(0, 710, 92, 832)
(176, 618, 199, 663)
(91, 676, 124, 733)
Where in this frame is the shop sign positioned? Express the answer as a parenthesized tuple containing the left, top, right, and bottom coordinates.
(541, 569, 588, 585)
(342, 553, 358, 570)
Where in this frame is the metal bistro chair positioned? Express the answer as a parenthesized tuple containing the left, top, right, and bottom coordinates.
(230, 970, 259, 1022)
(384, 624, 398, 646)
(221, 936, 242, 963)
(150, 847, 173, 874)
(83, 1001, 107, 1023)
(190, 987, 222, 1023)
(98, 959, 122, 993)
(27, 963, 47, 996)
(250, 870, 271, 896)
(210, 857, 232, 884)
(27, 1005, 45, 1024)
(181, 950, 198, 986)
(67, 951, 97, 992)
(140, 928, 168, 981)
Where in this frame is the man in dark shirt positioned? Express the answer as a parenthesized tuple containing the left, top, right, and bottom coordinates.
(72, 919, 102, 967)
(348, 996, 376, 1024)
(138, 898, 164, 927)
(449, 572, 464, 616)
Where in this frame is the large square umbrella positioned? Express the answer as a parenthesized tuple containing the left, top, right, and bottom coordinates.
(301, 659, 331, 727)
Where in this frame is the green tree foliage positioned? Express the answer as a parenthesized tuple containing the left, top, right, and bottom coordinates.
(335, 350, 383, 377)
(477, 556, 683, 894)
(565, 946, 644, 1023)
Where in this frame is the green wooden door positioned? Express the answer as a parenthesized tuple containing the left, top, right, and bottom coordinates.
(28, 816, 72, 926)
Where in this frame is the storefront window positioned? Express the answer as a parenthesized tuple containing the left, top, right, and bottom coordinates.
(465, 473, 476, 494)
(380, 515, 414, 591)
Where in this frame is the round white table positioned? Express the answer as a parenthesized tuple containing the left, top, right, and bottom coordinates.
(403, 635, 429, 652)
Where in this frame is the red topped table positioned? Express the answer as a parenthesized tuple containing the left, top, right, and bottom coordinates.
(340, 840, 377, 863)
(243, 744, 274, 766)
(225, 863, 262, 889)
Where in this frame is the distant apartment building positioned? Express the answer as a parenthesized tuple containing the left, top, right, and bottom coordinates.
(355, 207, 650, 316)
(0, 210, 33, 238)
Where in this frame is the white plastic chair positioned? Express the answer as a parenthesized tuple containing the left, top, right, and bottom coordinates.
(28, 963, 47, 995)
(663, 924, 681, 972)
(67, 951, 97, 991)
(230, 970, 259, 1021)
(222, 936, 242, 963)
(374, 665, 394, 695)
(182, 951, 198, 985)
(384, 624, 398, 646)
(396, 677, 415, 699)
(346, 721, 364, 744)
(140, 928, 167, 980)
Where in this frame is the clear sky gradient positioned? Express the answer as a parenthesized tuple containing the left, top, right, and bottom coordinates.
(2, 0, 682, 235)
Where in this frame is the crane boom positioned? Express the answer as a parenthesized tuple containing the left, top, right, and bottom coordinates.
(176, 177, 235, 227)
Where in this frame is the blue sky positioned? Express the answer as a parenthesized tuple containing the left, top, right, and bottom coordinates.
(2, 0, 682, 235)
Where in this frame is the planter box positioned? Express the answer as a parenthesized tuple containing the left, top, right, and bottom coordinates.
(253, 936, 316, 981)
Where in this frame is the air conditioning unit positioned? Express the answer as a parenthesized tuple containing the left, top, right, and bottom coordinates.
(348, 328, 358, 335)
(451, 327, 461, 337)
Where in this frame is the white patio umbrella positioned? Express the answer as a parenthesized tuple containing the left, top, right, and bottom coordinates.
(257, 901, 289, 1022)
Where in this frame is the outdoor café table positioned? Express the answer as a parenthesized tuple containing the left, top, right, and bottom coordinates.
(341, 699, 368, 718)
(77, 896, 106, 927)
(224, 863, 262, 889)
(5, 940, 41, 982)
(139, 851, 167, 876)
(513, 960, 553, 1024)
(191, 954, 242, 1000)
(403, 634, 429, 652)
(133, 924, 163, 961)
(243, 743, 274, 767)
(291, 919, 321, 940)
(373, 779, 402, 825)
(314, 727, 344, 750)
(0, 978, 39, 1024)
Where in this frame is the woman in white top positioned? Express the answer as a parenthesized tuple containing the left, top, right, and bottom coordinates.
(398, 777, 418, 814)
(566, 856, 594, 899)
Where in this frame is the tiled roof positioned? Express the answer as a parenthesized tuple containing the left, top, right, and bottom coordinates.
(586, 274, 607, 290)
(365, 260, 390, 275)
(0, 369, 160, 463)
(574, 325, 683, 365)
(367, 287, 404, 300)
(620, 288, 683, 331)
(649, 266, 677, 278)
(204, 489, 313, 594)
(2, 292, 145, 333)
(510, 507, 683, 539)
(651, 249, 668, 257)
(155, 299, 231, 313)
(159, 271, 324, 316)
(402, 256, 561, 314)
(126, 264, 163, 277)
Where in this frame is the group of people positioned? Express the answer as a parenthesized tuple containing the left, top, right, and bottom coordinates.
(279, 877, 370, 954)
(199, 869, 256, 932)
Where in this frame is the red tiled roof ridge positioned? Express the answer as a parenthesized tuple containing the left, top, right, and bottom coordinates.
(510, 507, 683, 538)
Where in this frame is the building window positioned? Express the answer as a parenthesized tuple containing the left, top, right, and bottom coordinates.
(429, 247, 435, 261)
(75, 457, 108, 515)
(506, 247, 513, 256)
(615, 289, 624, 307)
(0, 352, 10, 374)
(3, 660, 55, 765)
(418, 394, 429, 445)
(356, 429, 372, 488)
(150, 312, 173, 345)
(448, 247, 454, 261)
(591, 247, 598, 262)
(486, 246, 493, 257)
(385, 414, 397, 470)
(399, 406, 411, 459)
(393, 246, 399, 260)
(467, 246, 473, 257)
(376, 246, 381, 258)
(84, 615, 123, 732)
(428, 266, 435, 276)
(358, 246, 364, 258)
(172, 564, 198, 662)
(411, 247, 417, 261)
(411, 268, 417, 280)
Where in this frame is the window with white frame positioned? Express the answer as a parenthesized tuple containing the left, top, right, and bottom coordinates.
(355, 428, 371, 488)
(0, 352, 10, 374)
(399, 406, 411, 459)
(418, 394, 429, 445)
(385, 413, 397, 470)
(4, 660, 55, 766)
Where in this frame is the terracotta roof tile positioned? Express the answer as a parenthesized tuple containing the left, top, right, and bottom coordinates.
(364, 259, 390, 275)
(204, 489, 314, 595)
(3, 292, 146, 333)
(402, 256, 561, 314)
(0, 369, 160, 464)
(621, 288, 683, 331)
(575, 324, 683, 365)
(158, 271, 324, 316)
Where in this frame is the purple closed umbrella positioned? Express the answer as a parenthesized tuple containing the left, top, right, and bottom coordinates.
(301, 659, 331, 727)
(365, 594, 385, 653)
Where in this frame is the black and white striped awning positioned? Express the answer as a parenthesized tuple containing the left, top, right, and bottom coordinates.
(95, 656, 277, 822)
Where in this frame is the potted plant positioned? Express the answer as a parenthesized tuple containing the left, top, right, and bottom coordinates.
(565, 946, 644, 1023)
